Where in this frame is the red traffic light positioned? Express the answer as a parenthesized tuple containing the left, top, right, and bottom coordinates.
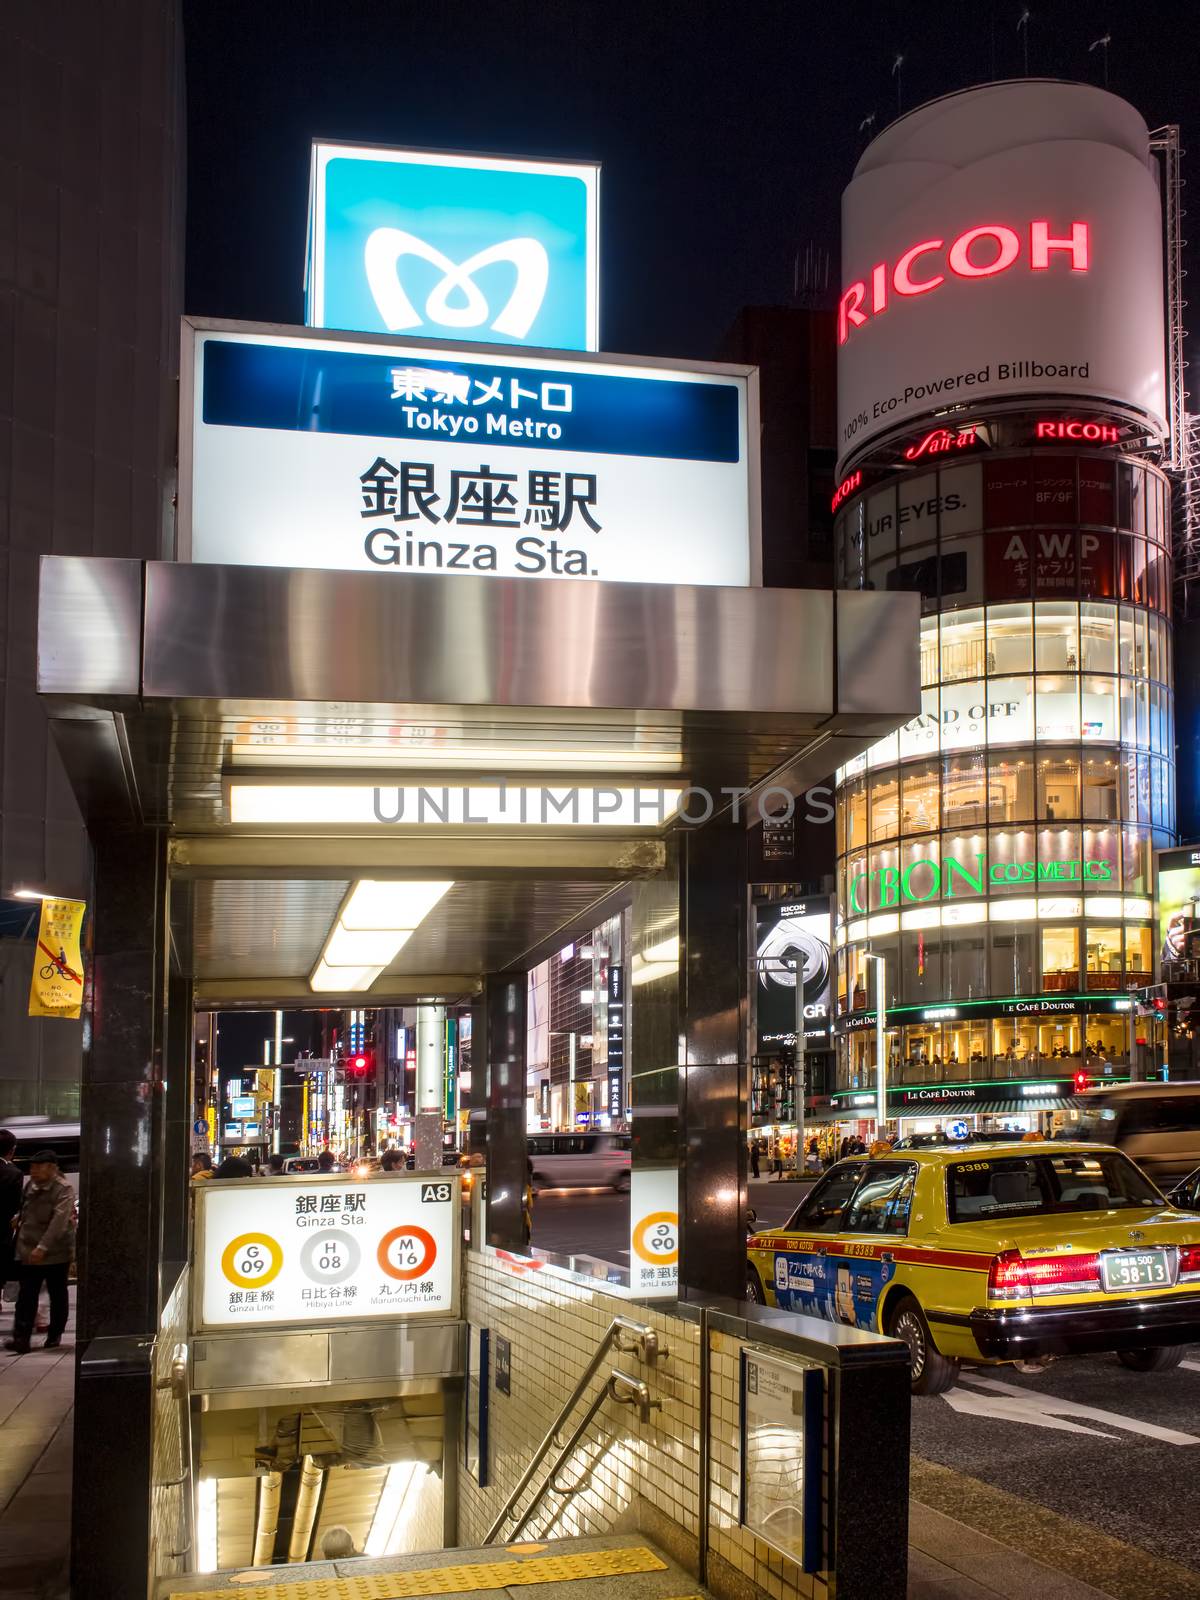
(1074, 1070, 1090, 1093)
(346, 1052, 372, 1077)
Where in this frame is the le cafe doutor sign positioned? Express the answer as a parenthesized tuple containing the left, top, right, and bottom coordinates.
(848, 850, 1113, 914)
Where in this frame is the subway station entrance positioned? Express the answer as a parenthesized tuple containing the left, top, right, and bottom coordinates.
(37, 554, 917, 1597)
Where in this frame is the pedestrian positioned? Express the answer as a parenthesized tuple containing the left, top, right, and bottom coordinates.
(380, 1149, 402, 1172)
(320, 1526, 358, 1559)
(266, 1152, 286, 1176)
(771, 1143, 784, 1181)
(838, 1136, 850, 1161)
(190, 1151, 215, 1181)
(317, 1150, 336, 1173)
(5, 1149, 75, 1353)
(750, 1140, 761, 1179)
(0, 1130, 22, 1303)
(214, 1155, 255, 1179)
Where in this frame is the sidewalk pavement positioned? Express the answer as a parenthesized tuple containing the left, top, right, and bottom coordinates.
(0, 1287, 73, 1600)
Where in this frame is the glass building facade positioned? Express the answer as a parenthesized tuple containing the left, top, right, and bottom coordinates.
(831, 436, 1173, 1114)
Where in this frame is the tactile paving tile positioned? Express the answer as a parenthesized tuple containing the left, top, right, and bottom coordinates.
(168, 1544, 668, 1600)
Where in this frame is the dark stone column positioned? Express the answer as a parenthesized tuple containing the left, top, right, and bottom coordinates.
(628, 860, 680, 1172)
(483, 972, 527, 1253)
(679, 820, 748, 1300)
(73, 827, 170, 1598)
(162, 958, 193, 1283)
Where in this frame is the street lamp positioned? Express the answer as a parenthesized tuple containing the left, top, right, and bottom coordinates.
(860, 952, 888, 1134)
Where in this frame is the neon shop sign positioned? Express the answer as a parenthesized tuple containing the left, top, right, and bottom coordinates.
(839, 220, 1090, 345)
(831, 469, 862, 512)
(849, 851, 1113, 913)
(904, 426, 979, 461)
(1034, 418, 1123, 443)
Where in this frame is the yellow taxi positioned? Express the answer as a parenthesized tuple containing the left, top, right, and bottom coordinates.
(747, 1141, 1200, 1394)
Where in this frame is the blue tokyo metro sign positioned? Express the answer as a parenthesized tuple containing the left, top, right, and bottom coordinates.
(306, 142, 599, 351)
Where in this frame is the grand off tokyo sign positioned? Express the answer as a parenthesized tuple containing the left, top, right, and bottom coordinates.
(849, 851, 1114, 913)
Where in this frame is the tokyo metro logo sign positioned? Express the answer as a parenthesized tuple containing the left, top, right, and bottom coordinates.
(364, 230, 550, 340)
(307, 143, 599, 351)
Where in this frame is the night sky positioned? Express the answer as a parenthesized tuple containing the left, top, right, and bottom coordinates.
(183, 0, 1200, 363)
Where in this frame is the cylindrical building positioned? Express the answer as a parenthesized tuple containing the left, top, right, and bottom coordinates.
(829, 81, 1174, 1137)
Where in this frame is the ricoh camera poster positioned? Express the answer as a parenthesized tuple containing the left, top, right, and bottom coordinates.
(755, 897, 831, 1051)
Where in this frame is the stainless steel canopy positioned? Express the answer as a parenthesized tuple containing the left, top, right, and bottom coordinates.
(38, 557, 919, 1004)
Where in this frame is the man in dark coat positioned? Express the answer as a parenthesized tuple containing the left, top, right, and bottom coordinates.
(5, 1148, 75, 1353)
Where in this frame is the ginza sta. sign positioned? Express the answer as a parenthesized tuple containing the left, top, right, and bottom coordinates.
(179, 320, 756, 586)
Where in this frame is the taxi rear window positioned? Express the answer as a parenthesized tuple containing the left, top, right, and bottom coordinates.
(947, 1152, 1161, 1222)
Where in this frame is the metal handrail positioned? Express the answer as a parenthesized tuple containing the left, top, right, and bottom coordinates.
(547, 1371, 659, 1496)
(155, 1342, 194, 1561)
(505, 1371, 661, 1545)
(483, 1316, 666, 1544)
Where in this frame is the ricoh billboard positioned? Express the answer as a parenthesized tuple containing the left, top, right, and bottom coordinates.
(837, 83, 1168, 472)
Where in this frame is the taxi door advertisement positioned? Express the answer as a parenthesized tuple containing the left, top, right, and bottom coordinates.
(772, 1245, 894, 1329)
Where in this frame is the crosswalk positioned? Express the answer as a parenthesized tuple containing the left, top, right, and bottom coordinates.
(941, 1370, 1200, 1443)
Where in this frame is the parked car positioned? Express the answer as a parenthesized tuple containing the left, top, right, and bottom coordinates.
(281, 1155, 323, 1173)
(527, 1132, 631, 1192)
(747, 1142, 1200, 1395)
(1, 1117, 81, 1198)
(1168, 1167, 1200, 1212)
(1073, 1082, 1200, 1182)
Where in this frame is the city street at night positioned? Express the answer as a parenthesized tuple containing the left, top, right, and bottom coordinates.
(529, 1176, 808, 1266)
(533, 1177, 1200, 1598)
(9, 0, 1200, 1595)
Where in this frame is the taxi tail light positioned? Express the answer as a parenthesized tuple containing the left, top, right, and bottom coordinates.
(988, 1249, 1101, 1299)
(1179, 1244, 1200, 1280)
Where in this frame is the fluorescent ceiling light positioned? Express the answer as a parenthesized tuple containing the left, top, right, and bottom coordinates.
(631, 960, 675, 987)
(641, 936, 679, 965)
(231, 738, 683, 772)
(310, 960, 385, 992)
(229, 784, 682, 828)
(325, 925, 414, 966)
(341, 880, 453, 930)
(365, 1461, 427, 1557)
(196, 1478, 218, 1574)
(310, 880, 454, 994)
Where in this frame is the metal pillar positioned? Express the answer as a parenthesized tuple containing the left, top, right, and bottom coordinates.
(678, 820, 748, 1300)
(73, 828, 171, 1598)
(413, 1001, 445, 1170)
(483, 972, 528, 1253)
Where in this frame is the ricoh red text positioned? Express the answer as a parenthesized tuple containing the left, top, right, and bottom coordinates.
(1034, 419, 1121, 442)
(839, 220, 1090, 345)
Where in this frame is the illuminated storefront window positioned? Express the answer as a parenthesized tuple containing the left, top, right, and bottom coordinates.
(832, 441, 1172, 1102)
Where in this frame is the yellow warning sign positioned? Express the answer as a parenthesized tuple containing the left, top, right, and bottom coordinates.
(27, 897, 86, 1020)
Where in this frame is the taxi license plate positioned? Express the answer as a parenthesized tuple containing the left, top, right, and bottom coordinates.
(1101, 1250, 1170, 1292)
